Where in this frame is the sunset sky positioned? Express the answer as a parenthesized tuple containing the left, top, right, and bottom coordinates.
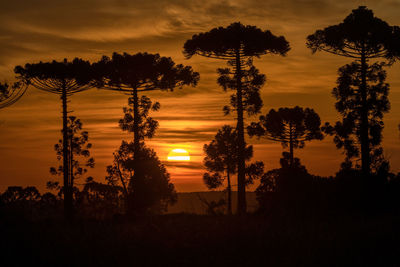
(0, 0, 399, 192)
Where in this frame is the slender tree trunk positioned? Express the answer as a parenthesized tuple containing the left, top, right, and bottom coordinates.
(132, 86, 140, 158)
(235, 48, 246, 215)
(360, 48, 370, 176)
(117, 161, 129, 198)
(61, 84, 72, 220)
(127, 86, 140, 215)
(226, 170, 232, 215)
(70, 134, 74, 200)
(289, 124, 294, 167)
(117, 161, 129, 214)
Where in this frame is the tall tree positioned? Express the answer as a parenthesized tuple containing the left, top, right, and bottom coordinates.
(14, 58, 93, 219)
(48, 116, 95, 198)
(184, 22, 290, 214)
(307, 6, 400, 176)
(248, 106, 323, 167)
(203, 125, 262, 215)
(93, 52, 198, 185)
(0, 82, 27, 109)
(323, 62, 389, 171)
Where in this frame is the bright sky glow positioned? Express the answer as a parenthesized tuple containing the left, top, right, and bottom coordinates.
(167, 148, 191, 161)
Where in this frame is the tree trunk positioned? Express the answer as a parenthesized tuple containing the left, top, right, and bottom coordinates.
(289, 124, 294, 167)
(360, 48, 370, 176)
(61, 84, 72, 220)
(132, 86, 140, 158)
(226, 170, 232, 215)
(235, 49, 246, 215)
(127, 86, 140, 215)
(69, 133, 74, 205)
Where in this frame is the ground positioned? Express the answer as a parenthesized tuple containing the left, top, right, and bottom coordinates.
(1, 212, 399, 266)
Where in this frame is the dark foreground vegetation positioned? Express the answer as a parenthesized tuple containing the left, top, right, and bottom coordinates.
(1, 210, 399, 266)
(1, 168, 400, 267)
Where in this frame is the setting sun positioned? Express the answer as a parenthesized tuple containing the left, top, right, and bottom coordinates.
(167, 148, 191, 161)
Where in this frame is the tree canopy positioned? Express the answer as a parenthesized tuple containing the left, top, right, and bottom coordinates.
(307, 6, 400, 61)
(248, 106, 323, 166)
(0, 82, 27, 109)
(184, 22, 290, 59)
(14, 58, 93, 95)
(93, 52, 199, 93)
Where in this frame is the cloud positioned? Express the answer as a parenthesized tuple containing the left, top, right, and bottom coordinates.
(164, 161, 203, 170)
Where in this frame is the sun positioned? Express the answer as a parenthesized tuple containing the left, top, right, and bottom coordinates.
(167, 148, 190, 161)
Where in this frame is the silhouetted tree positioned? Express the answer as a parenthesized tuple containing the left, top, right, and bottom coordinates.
(14, 58, 93, 219)
(248, 106, 323, 167)
(1, 186, 41, 203)
(323, 62, 389, 171)
(93, 52, 198, 194)
(48, 116, 95, 201)
(184, 22, 290, 214)
(0, 82, 27, 109)
(203, 125, 263, 214)
(307, 6, 400, 176)
(106, 141, 177, 216)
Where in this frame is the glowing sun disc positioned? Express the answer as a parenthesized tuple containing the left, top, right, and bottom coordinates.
(167, 148, 190, 161)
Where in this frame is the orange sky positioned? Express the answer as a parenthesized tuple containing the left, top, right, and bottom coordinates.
(0, 0, 400, 192)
